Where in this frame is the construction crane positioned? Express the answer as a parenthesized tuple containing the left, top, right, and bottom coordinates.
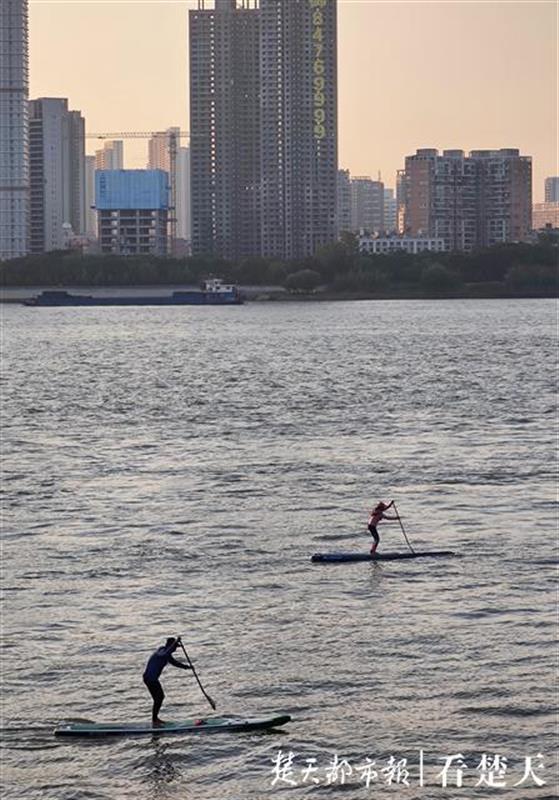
(86, 130, 189, 256)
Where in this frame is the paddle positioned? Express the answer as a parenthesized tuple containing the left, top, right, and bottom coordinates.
(392, 502, 415, 555)
(177, 638, 217, 711)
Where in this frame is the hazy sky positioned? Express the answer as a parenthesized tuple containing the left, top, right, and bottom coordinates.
(29, 0, 557, 200)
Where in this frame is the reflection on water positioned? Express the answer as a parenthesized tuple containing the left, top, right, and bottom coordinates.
(1, 299, 557, 799)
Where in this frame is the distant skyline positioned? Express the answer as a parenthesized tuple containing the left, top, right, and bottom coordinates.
(29, 0, 557, 201)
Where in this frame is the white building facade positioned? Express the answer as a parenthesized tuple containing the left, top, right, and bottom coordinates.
(147, 128, 191, 249)
(532, 202, 559, 230)
(383, 187, 397, 233)
(359, 234, 447, 255)
(95, 140, 123, 170)
(0, 0, 29, 260)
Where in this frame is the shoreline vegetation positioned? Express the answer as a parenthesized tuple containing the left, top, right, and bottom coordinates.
(1, 235, 557, 301)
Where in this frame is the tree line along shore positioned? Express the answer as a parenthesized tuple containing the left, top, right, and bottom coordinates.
(1, 236, 557, 299)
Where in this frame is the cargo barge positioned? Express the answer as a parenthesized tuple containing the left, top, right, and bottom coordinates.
(23, 279, 243, 306)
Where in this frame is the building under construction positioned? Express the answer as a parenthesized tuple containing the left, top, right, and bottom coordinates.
(96, 170, 169, 256)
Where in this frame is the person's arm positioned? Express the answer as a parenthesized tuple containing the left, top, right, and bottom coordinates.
(168, 655, 191, 670)
(382, 513, 399, 521)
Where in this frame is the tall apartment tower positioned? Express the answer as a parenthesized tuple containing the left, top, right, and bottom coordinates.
(147, 128, 179, 173)
(95, 140, 124, 170)
(544, 177, 559, 203)
(260, 0, 338, 260)
(350, 177, 384, 234)
(395, 169, 406, 233)
(189, 0, 261, 260)
(189, 0, 338, 261)
(403, 149, 479, 251)
(0, 0, 29, 260)
(472, 149, 532, 246)
(403, 148, 532, 251)
(29, 98, 86, 253)
(147, 128, 191, 245)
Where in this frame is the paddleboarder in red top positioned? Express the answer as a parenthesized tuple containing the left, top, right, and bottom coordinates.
(368, 500, 398, 555)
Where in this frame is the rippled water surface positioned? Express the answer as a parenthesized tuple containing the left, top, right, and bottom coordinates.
(1, 299, 557, 799)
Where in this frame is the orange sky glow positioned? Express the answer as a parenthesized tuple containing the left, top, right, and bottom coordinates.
(29, 0, 557, 201)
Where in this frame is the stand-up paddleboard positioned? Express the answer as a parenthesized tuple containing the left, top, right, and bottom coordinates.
(311, 551, 455, 563)
(54, 713, 291, 738)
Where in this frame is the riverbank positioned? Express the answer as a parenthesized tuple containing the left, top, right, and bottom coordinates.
(1, 239, 556, 301)
(1, 282, 556, 304)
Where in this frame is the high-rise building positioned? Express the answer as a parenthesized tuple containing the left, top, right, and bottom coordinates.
(336, 169, 352, 235)
(147, 128, 191, 248)
(260, 0, 338, 260)
(472, 149, 532, 247)
(85, 155, 97, 238)
(402, 148, 532, 251)
(29, 98, 86, 253)
(402, 149, 478, 251)
(383, 187, 397, 233)
(175, 146, 191, 245)
(95, 140, 123, 170)
(544, 177, 559, 203)
(350, 177, 384, 234)
(0, 0, 29, 260)
(189, 0, 261, 260)
(95, 169, 169, 256)
(395, 169, 406, 234)
(189, 0, 338, 261)
(147, 128, 179, 173)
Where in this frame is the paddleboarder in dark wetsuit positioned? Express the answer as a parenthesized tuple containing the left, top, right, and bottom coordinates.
(368, 500, 398, 554)
(143, 637, 191, 726)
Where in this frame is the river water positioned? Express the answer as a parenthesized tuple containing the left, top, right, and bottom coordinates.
(1, 298, 557, 800)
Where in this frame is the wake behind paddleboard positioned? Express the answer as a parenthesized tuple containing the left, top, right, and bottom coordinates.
(54, 713, 291, 738)
(311, 551, 455, 563)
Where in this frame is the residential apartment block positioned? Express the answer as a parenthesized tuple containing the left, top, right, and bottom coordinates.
(29, 98, 86, 253)
(189, 0, 261, 260)
(383, 188, 397, 233)
(0, 0, 29, 260)
(544, 177, 559, 203)
(402, 148, 532, 252)
(336, 169, 352, 235)
(147, 128, 191, 246)
(189, 0, 337, 261)
(350, 177, 384, 235)
(95, 140, 124, 171)
(85, 155, 97, 238)
(260, 0, 337, 259)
